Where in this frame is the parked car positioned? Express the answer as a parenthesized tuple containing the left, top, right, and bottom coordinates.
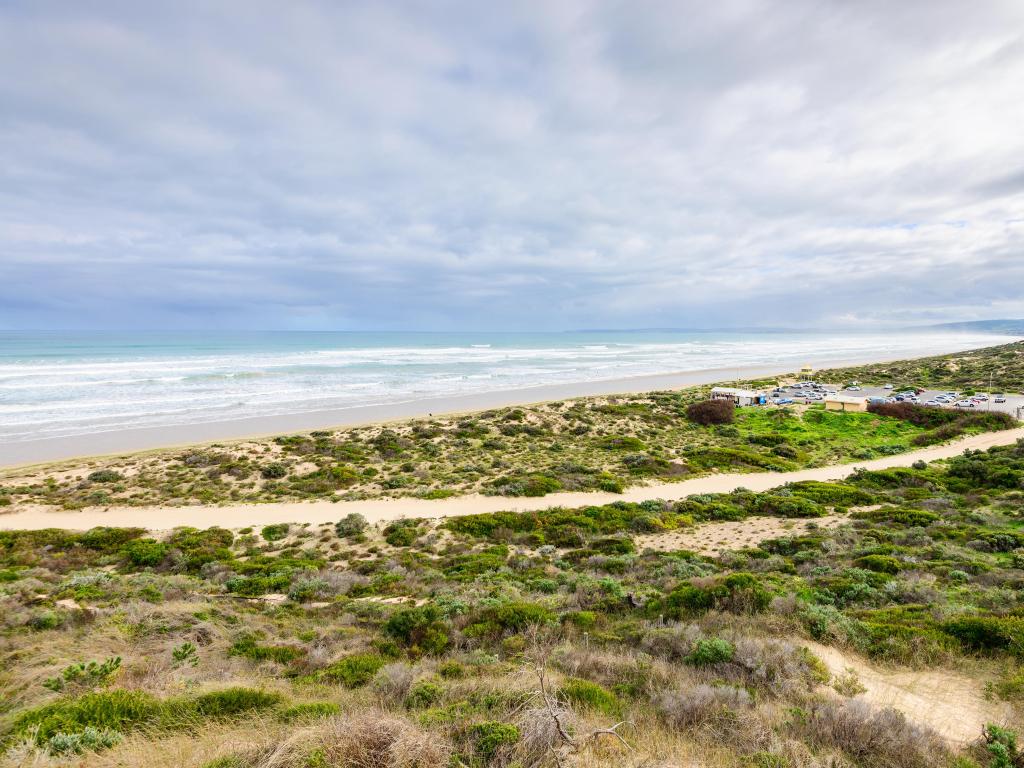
(846, 386, 861, 391)
(924, 400, 941, 406)
(883, 384, 894, 390)
(954, 400, 975, 408)
(776, 398, 794, 405)
(995, 394, 1007, 403)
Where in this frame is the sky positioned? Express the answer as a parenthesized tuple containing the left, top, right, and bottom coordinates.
(1, 1, 1023, 331)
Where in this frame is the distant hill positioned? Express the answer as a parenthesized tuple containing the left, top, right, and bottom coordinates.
(927, 319, 1024, 335)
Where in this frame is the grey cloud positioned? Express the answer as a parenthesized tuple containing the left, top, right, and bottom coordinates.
(1, 0, 1023, 330)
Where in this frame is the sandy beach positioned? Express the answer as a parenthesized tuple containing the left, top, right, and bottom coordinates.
(4, 424, 1021, 531)
(0, 349, 947, 470)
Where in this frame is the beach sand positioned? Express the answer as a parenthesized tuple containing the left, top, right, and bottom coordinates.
(0, 350, 932, 469)
(4, 425, 1021, 531)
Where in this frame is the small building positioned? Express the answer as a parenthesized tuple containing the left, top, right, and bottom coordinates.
(711, 387, 768, 406)
(799, 365, 814, 380)
(824, 395, 868, 413)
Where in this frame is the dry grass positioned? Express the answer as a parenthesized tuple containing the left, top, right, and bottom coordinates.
(793, 699, 949, 768)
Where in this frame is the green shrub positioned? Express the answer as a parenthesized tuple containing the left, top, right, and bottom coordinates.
(383, 519, 422, 547)
(943, 616, 1024, 656)
(228, 634, 304, 664)
(559, 678, 620, 716)
(11, 689, 160, 743)
(224, 573, 291, 597)
(168, 527, 234, 571)
(854, 554, 902, 574)
(596, 435, 647, 451)
(664, 573, 771, 617)
(122, 538, 170, 567)
(28, 610, 63, 631)
(985, 724, 1019, 768)
(320, 653, 387, 687)
(472, 721, 520, 760)
(479, 601, 556, 632)
(78, 527, 146, 551)
(335, 513, 368, 539)
(405, 678, 444, 708)
(261, 523, 290, 542)
(260, 463, 287, 480)
(45, 726, 122, 755)
(438, 661, 466, 680)
(87, 470, 122, 484)
(492, 474, 563, 497)
(384, 605, 451, 655)
(563, 611, 598, 630)
(172, 642, 199, 668)
(43, 657, 121, 693)
(685, 638, 735, 666)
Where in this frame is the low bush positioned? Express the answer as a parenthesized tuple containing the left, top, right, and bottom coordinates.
(405, 678, 444, 709)
(46, 726, 122, 755)
(686, 399, 736, 426)
(260, 463, 287, 480)
(122, 538, 169, 567)
(685, 637, 735, 666)
(87, 470, 122, 484)
(664, 573, 772, 617)
(792, 699, 948, 768)
(558, 677, 620, 716)
(471, 721, 520, 761)
(942, 616, 1024, 656)
(335, 513, 368, 540)
(320, 653, 388, 687)
(655, 683, 752, 730)
(43, 657, 121, 693)
(260, 523, 290, 542)
(383, 519, 422, 547)
(384, 605, 451, 655)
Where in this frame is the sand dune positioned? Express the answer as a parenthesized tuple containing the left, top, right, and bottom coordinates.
(2, 426, 1022, 531)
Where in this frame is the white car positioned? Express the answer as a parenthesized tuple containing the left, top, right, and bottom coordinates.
(995, 395, 1007, 403)
(924, 400, 941, 406)
(883, 384, 894, 390)
(846, 386, 861, 391)
(954, 400, 975, 408)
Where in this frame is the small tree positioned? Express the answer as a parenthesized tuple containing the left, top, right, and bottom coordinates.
(686, 399, 735, 426)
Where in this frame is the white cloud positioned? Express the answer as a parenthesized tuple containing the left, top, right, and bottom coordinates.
(1, 0, 1023, 329)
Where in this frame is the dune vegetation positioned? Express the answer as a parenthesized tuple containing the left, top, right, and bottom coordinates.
(0, 385, 1015, 512)
(2, 436, 1024, 765)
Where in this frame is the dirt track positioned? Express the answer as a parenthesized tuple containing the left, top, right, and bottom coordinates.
(2, 426, 1022, 531)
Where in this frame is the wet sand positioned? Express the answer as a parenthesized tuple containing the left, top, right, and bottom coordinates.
(4, 426, 1021, 531)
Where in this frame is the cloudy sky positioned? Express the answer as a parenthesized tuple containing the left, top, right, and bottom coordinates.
(1, 1, 1023, 331)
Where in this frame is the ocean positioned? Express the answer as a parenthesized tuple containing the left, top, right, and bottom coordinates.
(0, 330, 1013, 444)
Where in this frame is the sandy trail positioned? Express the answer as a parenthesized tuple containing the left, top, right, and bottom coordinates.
(2, 427, 1022, 531)
(805, 640, 1014, 744)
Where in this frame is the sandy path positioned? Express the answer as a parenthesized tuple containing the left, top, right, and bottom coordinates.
(805, 640, 1013, 744)
(637, 513, 847, 555)
(3, 427, 1022, 531)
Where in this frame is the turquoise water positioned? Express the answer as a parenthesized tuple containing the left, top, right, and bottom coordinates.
(0, 330, 1012, 442)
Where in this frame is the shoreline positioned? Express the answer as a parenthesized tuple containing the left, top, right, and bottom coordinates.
(0, 349, 940, 470)
(4, 425, 1022, 531)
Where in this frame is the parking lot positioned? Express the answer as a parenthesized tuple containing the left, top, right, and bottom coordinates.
(771, 382, 1024, 419)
